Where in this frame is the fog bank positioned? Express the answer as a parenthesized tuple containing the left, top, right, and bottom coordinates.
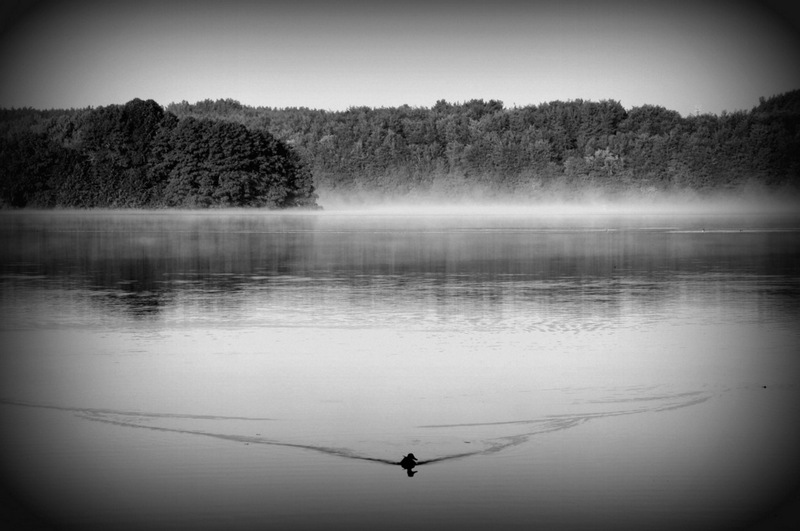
(315, 186, 800, 217)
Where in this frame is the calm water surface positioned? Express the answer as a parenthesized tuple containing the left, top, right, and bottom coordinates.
(1, 209, 799, 530)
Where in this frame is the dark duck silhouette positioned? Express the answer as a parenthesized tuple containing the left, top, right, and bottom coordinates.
(400, 453, 418, 477)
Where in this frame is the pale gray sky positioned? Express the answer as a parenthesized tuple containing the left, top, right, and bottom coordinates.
(1, 0, 798, 115)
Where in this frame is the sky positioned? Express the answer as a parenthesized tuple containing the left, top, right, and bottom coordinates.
(0, 0, 798, 115)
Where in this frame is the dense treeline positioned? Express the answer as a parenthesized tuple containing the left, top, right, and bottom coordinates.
(0, 99, 318, 208)
(165, 90, 800, 201)
(2, 91, 799, 207)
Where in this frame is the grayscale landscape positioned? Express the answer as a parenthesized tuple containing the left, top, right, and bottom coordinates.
(1, 1, 799, 530)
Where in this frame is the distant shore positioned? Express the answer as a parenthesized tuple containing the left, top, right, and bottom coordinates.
(2, 90, 798, 210)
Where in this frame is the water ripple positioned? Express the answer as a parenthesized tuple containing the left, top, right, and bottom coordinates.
(0, 387, 714, 468)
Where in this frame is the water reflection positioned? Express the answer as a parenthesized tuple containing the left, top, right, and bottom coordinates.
(1, 211, 800, 530)
(2, 211, 799, 331)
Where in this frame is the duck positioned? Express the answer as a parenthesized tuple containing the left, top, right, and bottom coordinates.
(400, 453, 418, 470)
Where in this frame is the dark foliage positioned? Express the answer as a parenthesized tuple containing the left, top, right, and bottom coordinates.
(0, 99, 318, 208)
(2, 91, 799, 206)
(164, 90, 800, 200)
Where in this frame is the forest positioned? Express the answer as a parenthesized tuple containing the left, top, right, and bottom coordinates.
(2, 90, 799, 207)
(0, 99, 318, 208)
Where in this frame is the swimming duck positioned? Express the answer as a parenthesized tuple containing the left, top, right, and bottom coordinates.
(400, 453, 418, 470)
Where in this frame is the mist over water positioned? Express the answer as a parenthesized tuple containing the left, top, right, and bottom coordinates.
(314, 187, 800, 217)
(1, 206, 799, 530)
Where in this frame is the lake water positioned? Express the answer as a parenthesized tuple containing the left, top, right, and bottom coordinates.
(1, 208, 799, 530)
